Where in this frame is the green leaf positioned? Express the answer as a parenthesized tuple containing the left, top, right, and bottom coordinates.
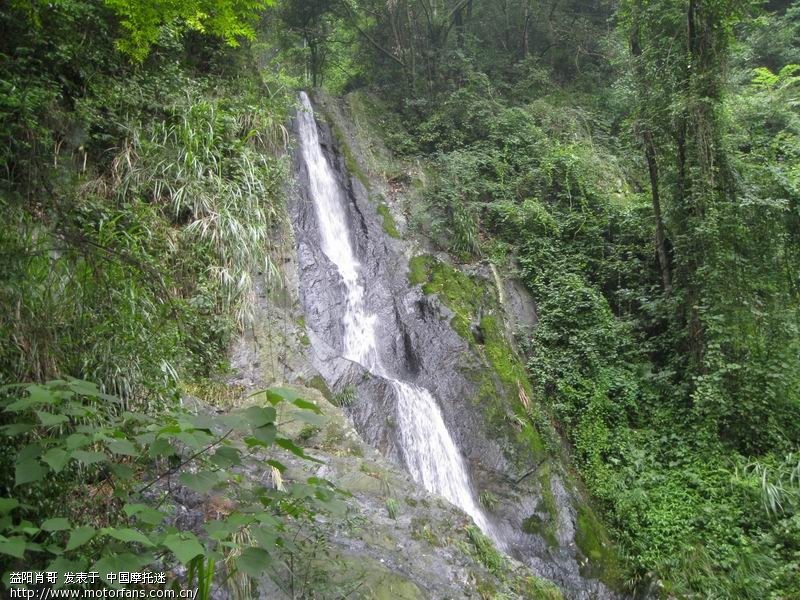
(142, 510, 172, 532)
(36, 411, 69, 427)
(18, 443, 43, 461)
(293, 410, 326, 426)
(45, 543, 64, 555)
(123, 411, 152, 424)
(104, 527, 154, 546)
(71, 450, 107, 465)
(148, 438, 177, 457)
(109, 463, 135, 480)
(179, 471, 220, 493)
(0, 537, 26, 558)
(66, 379, 103, 398)
(275, 438, 321, 462)
(41, 518, 71, 532)
(251, 525, 276, 550)
(252, 423, 276, 446)
(244, 406, 277, 428)
(0, 498, 20, 513)
(176, 429, 215, 449)
(292, 398, 322, 414)
(210, 446, 241, 468)
(66, 434, 91, 450)
(123, 504, 164, 526)
(265, 387, 302, 403)
(1, 422, 35, 435)
(47, 557, 88, 584)
(93, 553, 149, 583)
(236, 546, 271, 577)
(41, 448, 71, 473)
(15, 459, 46, 485)
(163, 533, 204, 565)
(6, 388, 50, 412)
(188, 414, 217, 430)
(122, 503, 147, 517)
(66, 526, 96, 551)
(204, 519, 239, 540)
(106, 439, 137, 456)
(220, 413, 247, 429)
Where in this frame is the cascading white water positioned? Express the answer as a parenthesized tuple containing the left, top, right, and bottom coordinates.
(296, 91, 499, 543)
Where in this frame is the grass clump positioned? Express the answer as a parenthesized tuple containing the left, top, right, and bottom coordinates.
(182, 379, 244, 411)
(479, 490, 499, 511)
(465, 525, 506, 576)
(332, 385, 357, 407)
(512, 576, 564, 600)
(411, 518, 441, 546)
(385, 498, 400, 520)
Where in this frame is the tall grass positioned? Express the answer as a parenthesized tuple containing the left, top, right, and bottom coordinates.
(0, 78, 291, 409)
(116, 94, 288, 327)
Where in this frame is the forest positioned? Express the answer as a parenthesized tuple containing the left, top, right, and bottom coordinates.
(1, 0, 799, 598)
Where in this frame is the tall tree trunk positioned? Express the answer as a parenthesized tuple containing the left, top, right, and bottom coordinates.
(630, 0, 672, 295)
(522, 1, 531, 57)
(643, 131, 672, 294)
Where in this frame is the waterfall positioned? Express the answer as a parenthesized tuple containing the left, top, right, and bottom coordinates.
(296, 91, 499, 544)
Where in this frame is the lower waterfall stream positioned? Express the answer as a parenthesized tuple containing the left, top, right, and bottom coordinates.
(295, 91, 499, 545)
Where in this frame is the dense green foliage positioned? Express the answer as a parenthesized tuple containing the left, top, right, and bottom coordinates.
(281, 0, 800, 596)
(3, 0, 800, 597)
(0, 0, 318, 594)
(0, 379, 340, 595)
(0, 0, 290, 398)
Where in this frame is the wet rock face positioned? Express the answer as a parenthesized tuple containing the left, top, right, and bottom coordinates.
(289, 97, 624, 600)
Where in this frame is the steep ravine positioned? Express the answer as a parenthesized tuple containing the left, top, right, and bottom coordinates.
(285, 91, 625, 599)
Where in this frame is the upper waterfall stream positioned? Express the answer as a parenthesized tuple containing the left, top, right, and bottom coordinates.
(295, 92, 499, 544)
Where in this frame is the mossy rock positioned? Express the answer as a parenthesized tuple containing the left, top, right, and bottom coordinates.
(521, 464, 559, 547)
(407, 254, 484, 341)
(307, 553, 424, 600)
(306, 374, 333, 401)
(410, 254, 548, 464)
(322, 114, 369, 187)
(512, 575, 565, 600)
(376, 202, 401, 238)
(575, 504, 625, 590)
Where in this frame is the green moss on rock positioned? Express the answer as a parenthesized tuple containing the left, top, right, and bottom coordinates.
(410, 255, 548, 463)
(377, 202, 401, 238)
(480, 314, 529, 396)
(465, 525, 506, 575)
(575, 504, 625, 590)
(306, 375, 333, 401)
(512, 575, 565, 600)
(521, 464, 558, 547)
(407, 255, 483, 341)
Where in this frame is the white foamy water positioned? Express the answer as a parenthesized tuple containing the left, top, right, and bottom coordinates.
(296, 91, 498, 542)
